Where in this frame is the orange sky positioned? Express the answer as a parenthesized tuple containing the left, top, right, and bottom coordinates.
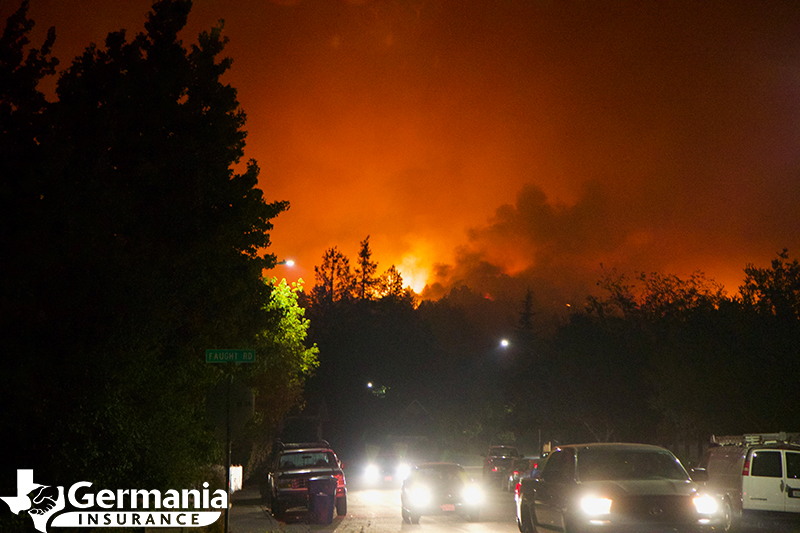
(8, 0, 800, 310)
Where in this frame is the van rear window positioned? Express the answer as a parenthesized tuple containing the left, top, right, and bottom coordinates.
(750, 451, 782, 478)
(787, 452, 800, 479)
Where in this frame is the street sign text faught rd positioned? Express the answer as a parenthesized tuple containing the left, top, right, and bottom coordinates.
(205, 349, 255, 363)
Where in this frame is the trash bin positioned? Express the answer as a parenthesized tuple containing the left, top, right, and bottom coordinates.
(308, 476, 337, 524)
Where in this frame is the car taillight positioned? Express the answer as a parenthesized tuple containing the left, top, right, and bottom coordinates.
(515, 482, 521, 497)
(492, 466, 498, 472)
(513, 470, 520, 476)
(335, 473, 344, 488)
(742, 457, 751, 476)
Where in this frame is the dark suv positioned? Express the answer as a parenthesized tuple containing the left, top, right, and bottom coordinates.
(483, 445, 520, 488)
(261, 441, 347, 523)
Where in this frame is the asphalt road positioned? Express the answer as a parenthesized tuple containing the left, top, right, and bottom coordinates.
(229, 480, 519, 533)
(228, 481, 800, 533)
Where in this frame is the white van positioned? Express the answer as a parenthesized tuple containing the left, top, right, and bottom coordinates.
(694, 432, 800, 531)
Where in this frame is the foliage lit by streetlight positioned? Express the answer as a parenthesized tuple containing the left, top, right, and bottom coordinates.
(366, 382, 388, 398)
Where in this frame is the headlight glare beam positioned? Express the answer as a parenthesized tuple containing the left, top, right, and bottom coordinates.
(580, 496, 612, 516)
(693, 495, 719, 515)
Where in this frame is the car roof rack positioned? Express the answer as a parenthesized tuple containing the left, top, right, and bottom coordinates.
(277, 440, 331, 450)
(711, 432, 800, 446)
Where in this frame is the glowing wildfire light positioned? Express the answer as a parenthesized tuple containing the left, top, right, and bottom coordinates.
(397, 255, 429, 294)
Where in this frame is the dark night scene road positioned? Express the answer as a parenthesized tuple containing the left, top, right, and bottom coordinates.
(2, 1, 800, 533)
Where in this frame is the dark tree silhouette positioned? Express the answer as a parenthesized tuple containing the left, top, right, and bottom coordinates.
(741, 248, 800, 321)
(0, 0, 58, 334)
(312, 246, 354, 307)
(355, 236, 378, 301)
(379, 264, 411, 302)
(1, 0, 293, 494)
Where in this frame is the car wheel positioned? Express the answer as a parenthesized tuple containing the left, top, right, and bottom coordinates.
(410, 512, 421, 524)
(518, 504, 536, 533)
(336, 495, 347, 516)
(402, 507, 411, 523)
(721, 499, 738, 532)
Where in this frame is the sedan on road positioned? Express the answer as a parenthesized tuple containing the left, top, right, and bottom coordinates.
(362, 453, 412, 487)
(401, 462, 484, 524)
(516, 443, 727, 533)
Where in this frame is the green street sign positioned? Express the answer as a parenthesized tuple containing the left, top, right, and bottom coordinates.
(205, 349, 256, 363)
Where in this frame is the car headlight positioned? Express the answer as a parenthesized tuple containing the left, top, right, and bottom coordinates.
(408, 485, 431, 507)
(462, 484, 483, 505)
(396, 463, 411, 480)
(580, 496, 612, 516)
(692, 495, 718, 515)
(364, 464, 379, 481)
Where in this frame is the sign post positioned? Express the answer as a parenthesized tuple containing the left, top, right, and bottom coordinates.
(205, 349, 255, 533)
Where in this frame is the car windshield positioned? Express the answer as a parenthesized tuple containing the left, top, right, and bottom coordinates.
(414, 466, 468, 486)
(280, 451, 335, 469)
(489, 447, 517, 457)
(577, 448, 688, 482)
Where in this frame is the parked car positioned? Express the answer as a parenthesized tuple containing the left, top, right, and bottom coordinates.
(507, 456, 541, 492)
(692, 432, 800, 531)
(261, 441, 347, 524)
(516, 443, 726, 533)
(401, 462, 483, 523)
(483, 445, 520, 487)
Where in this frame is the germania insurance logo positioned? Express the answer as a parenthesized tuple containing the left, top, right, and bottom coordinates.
(1, 470, 227, 532)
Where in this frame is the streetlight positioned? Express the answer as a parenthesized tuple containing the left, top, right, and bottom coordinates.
(278, 259, 295, 267)
(500, 339, 510, 348)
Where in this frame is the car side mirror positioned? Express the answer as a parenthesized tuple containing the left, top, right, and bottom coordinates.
(690, 468, 708, 482)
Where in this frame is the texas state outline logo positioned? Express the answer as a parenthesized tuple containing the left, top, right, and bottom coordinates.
(1, 470, 227, 532)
